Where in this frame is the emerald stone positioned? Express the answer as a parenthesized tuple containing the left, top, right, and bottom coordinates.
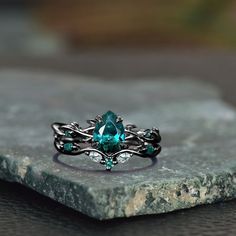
(64, 130, 73, 151)
(145, 144, 155, 155)
(93, 111, 125, 153)
(144, 129, 151, 138)
(105, 158, 114, 170)
(64, 143, 73, 151)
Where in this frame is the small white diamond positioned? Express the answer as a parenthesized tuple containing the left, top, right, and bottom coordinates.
(117, 152, 132, 163)
(89, 151, 102, 163)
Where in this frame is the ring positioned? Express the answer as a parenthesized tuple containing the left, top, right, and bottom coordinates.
(51, 111, 161, 171)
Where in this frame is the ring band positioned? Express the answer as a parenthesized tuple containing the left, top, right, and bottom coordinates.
(51, 111, 161, 171)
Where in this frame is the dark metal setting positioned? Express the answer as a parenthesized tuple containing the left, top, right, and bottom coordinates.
(51, 113, 161, 171)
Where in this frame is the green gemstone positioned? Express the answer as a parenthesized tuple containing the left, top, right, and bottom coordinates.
(64, 143, 73, 151)
(93, 111, 125, 153)
(145, 144, 155, 155)
(144, 129, 151, 138)
(64, 130, 73, 151)
(64, 131, 71, 137)
(105, 158, 114, 170)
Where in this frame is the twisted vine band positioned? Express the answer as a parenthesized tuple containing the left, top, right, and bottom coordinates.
(51, 111, 161, 171)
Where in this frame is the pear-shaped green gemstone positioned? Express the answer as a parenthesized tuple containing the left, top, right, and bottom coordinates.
(93, 111, 125, 153)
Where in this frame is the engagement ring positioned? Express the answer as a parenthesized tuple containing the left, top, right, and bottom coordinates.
(51, 111, 161, 171)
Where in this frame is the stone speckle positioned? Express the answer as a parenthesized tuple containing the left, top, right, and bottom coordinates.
(0, 70, 236, 220)
(17, 157, 31, 180)
(125, 189, 147, 217)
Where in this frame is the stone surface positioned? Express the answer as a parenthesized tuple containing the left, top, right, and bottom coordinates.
(0, 69, 236, 220)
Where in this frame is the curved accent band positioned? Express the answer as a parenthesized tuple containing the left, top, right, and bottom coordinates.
(53, 152, 158, 173)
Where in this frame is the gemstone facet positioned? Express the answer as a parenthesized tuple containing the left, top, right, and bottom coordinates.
(93, 111, 125, 153)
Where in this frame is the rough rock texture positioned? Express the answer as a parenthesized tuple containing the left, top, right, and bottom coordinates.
(0, 69, 236, 220)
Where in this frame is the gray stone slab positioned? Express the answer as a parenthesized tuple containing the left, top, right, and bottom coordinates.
(0, 69, 236, 220)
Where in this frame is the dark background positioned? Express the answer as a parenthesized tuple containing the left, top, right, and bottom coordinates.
(1, 1, 236, 236)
